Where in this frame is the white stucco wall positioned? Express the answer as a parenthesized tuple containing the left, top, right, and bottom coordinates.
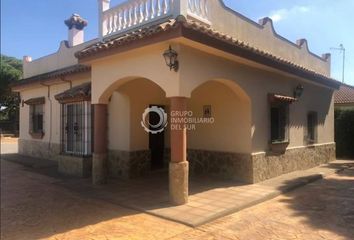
(18, 74, 91, 145)
(108, 78, 170, 151)
(17, 42, 335, 156)
(188, 80, 251, 153)
(173, 45, 333, 152)
(194, 0, 330, 76)
(23, 40, 97, 78)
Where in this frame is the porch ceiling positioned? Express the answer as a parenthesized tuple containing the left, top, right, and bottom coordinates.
(76, 16, 340, 90)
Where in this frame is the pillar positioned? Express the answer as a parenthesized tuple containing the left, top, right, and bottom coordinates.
(98, 0, 111, 38)
(169, 97, 189, 205)
(92, 104, 108, 184)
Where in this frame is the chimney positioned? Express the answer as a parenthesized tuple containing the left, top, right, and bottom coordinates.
(23, 56, 32, 63)
(22, 56, 32, 78)
(64, 14, 88, 47)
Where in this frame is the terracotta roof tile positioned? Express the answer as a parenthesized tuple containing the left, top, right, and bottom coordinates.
(55, 82, 91, 103)
(76, 16, 340, 89)
(11, 64, 91, 88)
(268, 94, 297, 103)
(334, 83, 354, 104)
(24, 97, 45, 105)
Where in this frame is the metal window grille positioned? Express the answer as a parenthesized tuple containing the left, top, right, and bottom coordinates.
(30, 104, 44, 133)
(307, 111, 318, 143)
(270, 103, 289, 142)
(61, 101, 92, 156)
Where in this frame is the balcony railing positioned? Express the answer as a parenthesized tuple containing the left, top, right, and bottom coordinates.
(99, 0, 210, 38)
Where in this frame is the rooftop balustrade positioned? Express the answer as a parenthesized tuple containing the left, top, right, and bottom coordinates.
(99, 0, 210, 37)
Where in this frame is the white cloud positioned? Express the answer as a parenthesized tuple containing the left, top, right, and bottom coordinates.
(269, 6, 310, 22)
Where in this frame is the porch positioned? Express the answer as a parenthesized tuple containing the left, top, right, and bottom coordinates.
(55, 162, 342, 227)
(1, 150, 346, 227)
(86, 75, 252, 206)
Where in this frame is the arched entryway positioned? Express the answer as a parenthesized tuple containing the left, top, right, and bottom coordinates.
(106, 77, 170, 179)
(187, 79, 253, 182)
(91, 75, 252, 204)
(92, 75, 189, 205)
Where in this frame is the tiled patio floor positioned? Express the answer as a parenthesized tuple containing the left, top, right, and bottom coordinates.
(55, 161, 348, 226)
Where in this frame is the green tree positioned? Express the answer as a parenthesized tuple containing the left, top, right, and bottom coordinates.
(0, 55, 22, 120)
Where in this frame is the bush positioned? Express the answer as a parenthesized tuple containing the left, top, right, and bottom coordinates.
(335, 109, 354, 158)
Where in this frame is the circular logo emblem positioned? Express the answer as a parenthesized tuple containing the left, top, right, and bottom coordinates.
(141, 106, 168, 134)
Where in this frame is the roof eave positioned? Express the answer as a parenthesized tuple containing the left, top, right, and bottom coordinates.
(74, 18, 340, 90)
(11, 65, 91, 91)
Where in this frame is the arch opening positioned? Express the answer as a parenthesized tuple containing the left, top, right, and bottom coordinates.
(106, 77, 170, 179)
(187, 79, 253, 182)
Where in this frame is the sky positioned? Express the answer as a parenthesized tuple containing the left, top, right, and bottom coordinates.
(1, 0, 353, 85)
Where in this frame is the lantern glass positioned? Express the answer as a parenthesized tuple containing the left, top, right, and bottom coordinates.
(294, 84, 304, 98)
(163, 46, 178, 71)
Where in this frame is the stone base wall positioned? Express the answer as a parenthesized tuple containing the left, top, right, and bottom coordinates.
(252, 143, 336, 183)
(58, 155, 92, 178)
(187, 149, 253, 183)
(18, 139, 60, 160)
(187, 143, 335, 184)
(108, 150, 151, 179)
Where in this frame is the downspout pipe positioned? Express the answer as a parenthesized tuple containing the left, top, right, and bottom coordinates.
(41, 83, 53, 155)
(60, 77, 72, 89)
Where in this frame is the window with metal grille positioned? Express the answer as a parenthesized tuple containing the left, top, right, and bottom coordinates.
(30, 104, 44, 134)
(307, 111, 318, 144)
(270, 103, 289, 143)
(61, 101, 92, 156)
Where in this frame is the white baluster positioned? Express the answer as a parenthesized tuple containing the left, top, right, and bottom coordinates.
(111, 13, 115, 32)
(199, 0, 203, 17)
(118, 10, 123, 30)
(145, 0, 150, 21)
(140, 1, 145, 23)
(105, 14, 109, 34)
(157, 0, 162, 16)
(191, 0, 196, 13)
(123, 8, 128, 29)
(199, 0, 205, 18)
(164, 0, 169, 14)
(107, 14, 113, 33)
(125, 7, 129, 28)
(203, 0, 208, 19)
(102, 14, 108, 36)
(196, 0, 201, 15)
(151, 0, 156, 19)
(127, 5, 131, 27)
(133, 3, 138, 25)
(113, 11, 118, 33)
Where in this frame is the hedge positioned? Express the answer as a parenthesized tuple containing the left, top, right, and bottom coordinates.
(335, 109, 354, 158)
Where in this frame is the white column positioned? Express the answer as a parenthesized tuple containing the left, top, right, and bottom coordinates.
(171, 0, 188, 18)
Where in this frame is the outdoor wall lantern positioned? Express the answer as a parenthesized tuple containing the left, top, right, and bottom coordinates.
(294, 84, 304, 99)
(163, 45, 179, 72)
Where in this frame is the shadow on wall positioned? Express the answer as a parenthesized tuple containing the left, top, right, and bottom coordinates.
(275, 161, 354, 239)
(289, 86, 333, 129)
